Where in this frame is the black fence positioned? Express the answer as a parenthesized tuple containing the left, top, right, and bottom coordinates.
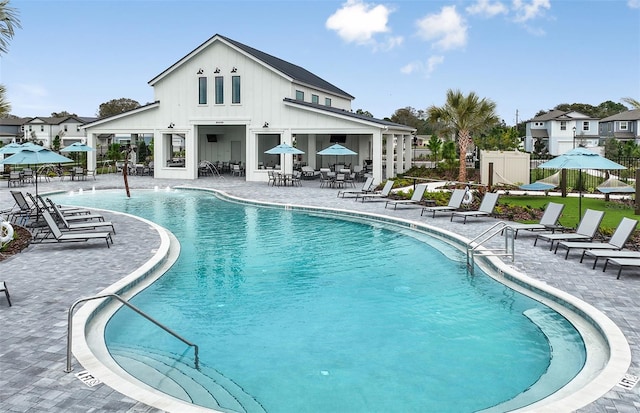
(528, 155, 638, 192)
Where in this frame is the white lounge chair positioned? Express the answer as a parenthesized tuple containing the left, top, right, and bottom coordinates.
(603, 257, 640, 279)
(582, 249, 640, 269)
(385, 184, 428, 210)
(534, 209, 604, 251)
(355, 180, 394, 202)
(507, 202, 565, 239)
(47, 198, 116, 234)
(338, 177, 374, 198)
(420, 188, 466, 218)
(34, 210, 113, 248)
(555, 217, 637, 259)
(450, 193, 499, 224)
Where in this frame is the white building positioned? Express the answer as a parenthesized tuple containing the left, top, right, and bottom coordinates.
(82, 34, 416, 182)
(524, 110, 599, 155)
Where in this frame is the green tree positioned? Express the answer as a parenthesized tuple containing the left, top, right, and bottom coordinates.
(50, 111, 77, 117)
(52, 135, 61, 151)
(0, 1, 20, 117)
(474, 124, 520, 151)
(97, 98, 140, 118)
(622, 97, 640, 109)
(427, 89, 499, 182)
(107, 143, 122, 163)
(355, 109, 373, 117)
(137, 141, 149, 162)
(426, 134, 442, 162)
(390, 106, 431, 135)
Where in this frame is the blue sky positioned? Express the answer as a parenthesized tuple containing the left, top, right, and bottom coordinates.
(3, 0, 639, 125)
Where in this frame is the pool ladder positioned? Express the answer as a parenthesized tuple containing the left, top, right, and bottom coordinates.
(65, 293, 199, 373)
(466, 221, 515, 274)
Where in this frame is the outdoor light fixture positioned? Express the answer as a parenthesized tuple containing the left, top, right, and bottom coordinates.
(231, 67, 237, 73)
(197, 68, 204, 75)
(168, 123, 175, 129)
(572, 126, 576, 149)
(214, 67, 220, 73)
(263, 122, 269, 128)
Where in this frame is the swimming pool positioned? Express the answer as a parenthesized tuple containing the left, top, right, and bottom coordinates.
(58, 189, 616, 412)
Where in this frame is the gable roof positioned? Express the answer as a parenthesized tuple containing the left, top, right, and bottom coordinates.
(531, 110, 596, 122)
(283, 98, 415, 132)
(149, 34, 354, 100)
(600, 109, 640, 122)
(23, 115, 96, 125)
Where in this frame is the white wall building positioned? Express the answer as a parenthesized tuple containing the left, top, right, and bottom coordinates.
(82, 34, 416, 183)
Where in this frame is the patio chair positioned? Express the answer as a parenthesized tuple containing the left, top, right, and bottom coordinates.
(421, 188, 466, 218)
(33, 210, 112, 248)
(385, 184, 428, 210)
(47, 198, 116, 234)
(0, 281, 11, 306)
(319, 170, 332, 188)
(602, 257, 640, 279)
(301, 166, 320, 179)
(450, 192, 499, 224)
(581, 249, 640, 269)
(7, 171, 22, 187)
(555, 217, 637, 259)
(45, 198, 105, 222)
(507, 202, 565, 239)
(355, 180, 394, 202)
(338, 177, 374, 198)
(534, 209, 605, 251)
(8, 190, 38, 225)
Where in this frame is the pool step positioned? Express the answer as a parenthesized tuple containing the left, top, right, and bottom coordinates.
(109, 344, 266, 413)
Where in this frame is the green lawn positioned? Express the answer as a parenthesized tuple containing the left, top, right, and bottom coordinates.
(499, 195, 638, 231)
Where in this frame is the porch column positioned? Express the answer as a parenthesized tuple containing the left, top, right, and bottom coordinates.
(307, 134, 317, 169)
(86, 132, 97, 171)
(403, 135, 412, 172)
(282, 129, 293, 174)
(372, 129, 383, 183)
(385, 132, 394, 179)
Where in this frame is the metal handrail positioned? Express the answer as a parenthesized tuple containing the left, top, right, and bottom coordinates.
(65, 293, 199, 373)
(466, 221, 515, 273)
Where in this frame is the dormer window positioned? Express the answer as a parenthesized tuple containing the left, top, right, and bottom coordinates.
(296, 90, 304, 101)
(325, 97, 332, 107)
(312, 94, 319, 104)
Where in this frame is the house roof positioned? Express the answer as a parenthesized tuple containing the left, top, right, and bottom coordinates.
(283, 98, 415, 132)
(81, 101, 160, 129)
(530, 109, 597, 121)
(600, 109, 640, 122)
(149, 34, 354, 100)
(23, 115, 97, 125)
(0, 117, 29, 126)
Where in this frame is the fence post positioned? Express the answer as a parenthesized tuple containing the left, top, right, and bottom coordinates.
(635, 169, 640, 216)
(561, 169, 567, 197)
(488, 162, 493, 192)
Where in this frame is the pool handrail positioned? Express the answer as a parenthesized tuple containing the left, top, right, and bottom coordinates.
(65, 293, 199, 373)
(467, 221, 516, 273)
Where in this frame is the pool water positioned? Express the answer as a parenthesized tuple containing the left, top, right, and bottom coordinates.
(56, 190, 586, 412)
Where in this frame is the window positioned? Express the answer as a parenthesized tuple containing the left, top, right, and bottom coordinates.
(296, 90, 304, 101)
(232, 76, 241, 104)
(215, 76, 224, 104)
(40, 125, 44, 132)
(560, 121, 566, 131)
(312, 94, 319, 104)
(325, 97, 332, 107)
(582, 121, 589, 132)
(64, 125, 68, 132)
(620, 121, 629, 131)
(198, 77, 207, 104)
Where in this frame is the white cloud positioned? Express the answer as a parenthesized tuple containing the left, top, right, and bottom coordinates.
(400, 62, 420, 74)
(375, 35, 404, 52)
(466, 0, 508, 17)
(326, 0, 394, 45)
(416, 6, 468, 51)
(426, 55, 445, 75)
(512, 0, 550, 23)
(628, 0, 640, 8)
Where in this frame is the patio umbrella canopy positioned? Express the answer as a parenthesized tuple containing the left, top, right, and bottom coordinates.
(538, 147, 626, 217)
(317, 143, 357, 168)
(0, 147, 73, 194)
(61, 142, 95, 168)
(0, 142, 24, 155)
(264, 143, 304, 155)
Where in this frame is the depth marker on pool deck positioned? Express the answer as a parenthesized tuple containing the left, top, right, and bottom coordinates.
(75, 370, 101, 387)
(617, 374, 638, 390)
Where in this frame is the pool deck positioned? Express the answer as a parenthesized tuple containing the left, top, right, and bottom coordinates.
(0, 174, 639, 412)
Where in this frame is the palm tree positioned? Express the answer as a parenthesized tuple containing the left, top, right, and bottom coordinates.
(427, 89, 499, 182)
(0, 1, 20, 117)
(622, 97, 640, 109)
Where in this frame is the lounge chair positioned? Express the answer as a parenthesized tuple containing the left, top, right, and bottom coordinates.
(420, 188, 466, 218)
(355, 180, 394, 202)
(507, 202, 565, 239)
(8, 190, 38, 225)
(534, 209, 604, 251)
(47, 198, 116, 234)
(450, 193, 499, 224)
(33, 210, 112, 248)
(45, 199, 104, 222)
(555, 217, 637, 259)
(0, 281, 11, 306)
(602, 257, 640, 279)
(338, 177, 374, 198)
(385, 184, 428, 210)
(582, 249, 640, 269)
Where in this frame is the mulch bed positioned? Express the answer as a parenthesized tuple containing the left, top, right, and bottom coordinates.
(0, 225, 31, 262)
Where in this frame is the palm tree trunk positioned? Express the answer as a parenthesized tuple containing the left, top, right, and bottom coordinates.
(457, 130, 472, 182)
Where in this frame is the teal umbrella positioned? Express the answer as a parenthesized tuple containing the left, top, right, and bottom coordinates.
(0, 142, 23, 155)
(538, 148, 625, 217)
(317, 143, 357, 168)
(61, 142, 95, 153)
(265, 143, 304, 155)
(0, 148, 73, 194)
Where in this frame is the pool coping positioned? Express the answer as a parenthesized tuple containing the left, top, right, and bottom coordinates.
(70, 187, 631, 413)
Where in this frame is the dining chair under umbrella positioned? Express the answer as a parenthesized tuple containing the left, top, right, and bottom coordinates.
(317, 143, 357, 168)
(538, 147, 625, 218)
(0, 147, 73, 194)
